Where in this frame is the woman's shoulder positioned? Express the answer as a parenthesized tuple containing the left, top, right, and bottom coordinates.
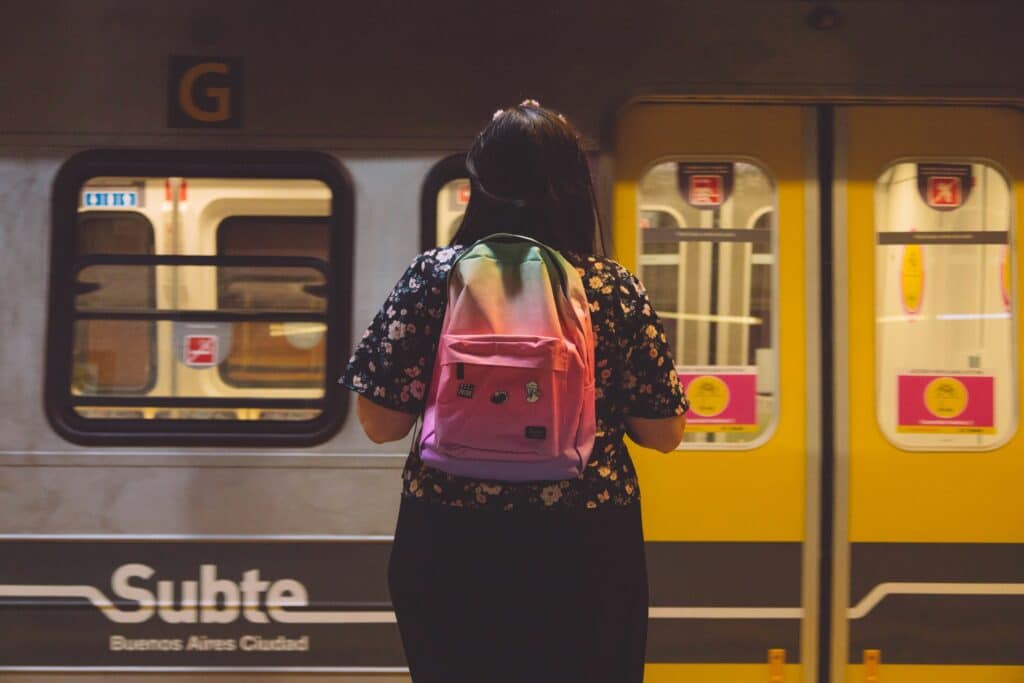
(565, 252, 627, 276)
(410, 245, 467, 273)
(565, 253, 645, 297)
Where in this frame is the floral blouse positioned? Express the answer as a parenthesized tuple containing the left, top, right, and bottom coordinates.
(340, 245, 689, 511)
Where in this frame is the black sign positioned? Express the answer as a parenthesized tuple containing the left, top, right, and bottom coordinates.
(916, 163, 973, 211)
(168, 56, 244, 128)
(642, 227, 772, 245)
(676, 162, 735, 209)
(0, 539, 402, 668)
(877, 230, 1008, 245)
(0, 538, 806, 668)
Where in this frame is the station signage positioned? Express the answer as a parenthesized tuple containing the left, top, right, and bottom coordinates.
(0, 538, 403, 670)
(168, 56, 244, 128)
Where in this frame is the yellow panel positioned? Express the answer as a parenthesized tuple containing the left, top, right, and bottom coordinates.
(615, 104, 807, 542)
(845, 664, 1024, 682)
(845, 106, 1024, 542)
(645, 663, 803, 682)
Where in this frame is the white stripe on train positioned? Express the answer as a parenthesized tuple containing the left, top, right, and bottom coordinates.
(2, 581, 1022, 622)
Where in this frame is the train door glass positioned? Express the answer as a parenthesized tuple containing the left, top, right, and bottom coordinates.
(637, 160, 778, 445)
(73, 211, 156, 399)
(49, 154, 352, 445)
(217, 216, 328, 395)
(435, 177, 470, 245)
(875, 161, 1016, 448)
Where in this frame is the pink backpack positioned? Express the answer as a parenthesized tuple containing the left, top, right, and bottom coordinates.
(418, 234, 596, 482)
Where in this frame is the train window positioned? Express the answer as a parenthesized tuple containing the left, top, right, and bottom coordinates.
(875, 161, 1016, 449)
(73, 212, 156, 394)
(436, 178, 470, 245)
(217, 216, 329, 389)
(47, 151, 353, 446)
(421, 154, 468, 250)
(637, 160, 778, 447)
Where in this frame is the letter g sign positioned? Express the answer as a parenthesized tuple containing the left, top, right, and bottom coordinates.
(168, 56, 243, 128)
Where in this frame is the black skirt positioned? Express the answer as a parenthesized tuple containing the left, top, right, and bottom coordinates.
(388, 497, 649, 683)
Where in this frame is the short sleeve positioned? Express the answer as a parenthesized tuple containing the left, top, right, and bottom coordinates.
(339, 249, 454, 414)
(618, 270, 690, 418)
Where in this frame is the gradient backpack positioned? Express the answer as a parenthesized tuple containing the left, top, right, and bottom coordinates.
(418, 233, 596, 482)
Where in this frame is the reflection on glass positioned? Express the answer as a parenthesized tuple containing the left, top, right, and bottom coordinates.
(218, 215, 329, 389)
(73, 211, 155, 394)
(875, 161, 1015, 449)
(436, 178, 470, 245)
(76, 265, 326, 313)
(637, 161, 777, 446)
(72, 177, 332, 420)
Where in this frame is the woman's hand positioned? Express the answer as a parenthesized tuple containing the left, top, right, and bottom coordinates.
(357, 395, 418, 443)
(624, 414, 687, 453)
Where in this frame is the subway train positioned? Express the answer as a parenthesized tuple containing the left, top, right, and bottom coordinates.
(1, 1, 1022, 682)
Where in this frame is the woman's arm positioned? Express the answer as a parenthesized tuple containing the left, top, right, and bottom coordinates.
(625, 414, 687, 453)
(357, 395, 418, 443)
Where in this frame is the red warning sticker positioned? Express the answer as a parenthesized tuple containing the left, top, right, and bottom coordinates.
(926, 176, 962, 208)
(677, 162, 734, 209)
(185, 335, 218, 367)
(689, 175, 724, 207)
(917, 163, 972, 211)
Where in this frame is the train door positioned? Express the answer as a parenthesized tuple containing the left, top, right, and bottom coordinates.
(615, 104, 818, 683)
(834, 106, 1024, 682)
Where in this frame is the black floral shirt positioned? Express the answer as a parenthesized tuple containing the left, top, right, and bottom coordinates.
(340, 245, 689, 511)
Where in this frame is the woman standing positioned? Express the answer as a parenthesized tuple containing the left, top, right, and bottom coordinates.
(341, 101, 689, 682)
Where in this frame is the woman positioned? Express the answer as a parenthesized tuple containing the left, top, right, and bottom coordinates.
(341, 101, 689, 682)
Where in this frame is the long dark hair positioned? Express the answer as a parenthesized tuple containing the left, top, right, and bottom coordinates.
(450, 101, 603, 255)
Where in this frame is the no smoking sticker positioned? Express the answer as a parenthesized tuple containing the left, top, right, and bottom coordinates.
(185, 335, 218, 367)
(926, 176, 961, 208)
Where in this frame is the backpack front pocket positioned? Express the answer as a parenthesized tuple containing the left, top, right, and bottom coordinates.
(432, 335, 568, 461)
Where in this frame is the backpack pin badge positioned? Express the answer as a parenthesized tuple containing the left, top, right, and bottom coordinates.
(525, 381, 541, 403)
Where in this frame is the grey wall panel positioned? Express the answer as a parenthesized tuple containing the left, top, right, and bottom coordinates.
(1, 1, 1021, 143)
(0, 467, 402, 535)
(0, 156, 62, 452)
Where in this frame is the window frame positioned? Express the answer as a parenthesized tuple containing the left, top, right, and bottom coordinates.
(634, 154, 782, 450)
(46, 150, 354, 447)
(872, 156, 1018, 451)
(420, 154, 468, 251)
(73, 209, 158, 396)
(215, 214, 330, 390)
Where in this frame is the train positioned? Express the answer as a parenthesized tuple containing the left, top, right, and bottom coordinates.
(1, 1, 1022, 681)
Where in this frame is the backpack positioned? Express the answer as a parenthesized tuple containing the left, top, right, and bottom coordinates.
(418, 233, 596, 482)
